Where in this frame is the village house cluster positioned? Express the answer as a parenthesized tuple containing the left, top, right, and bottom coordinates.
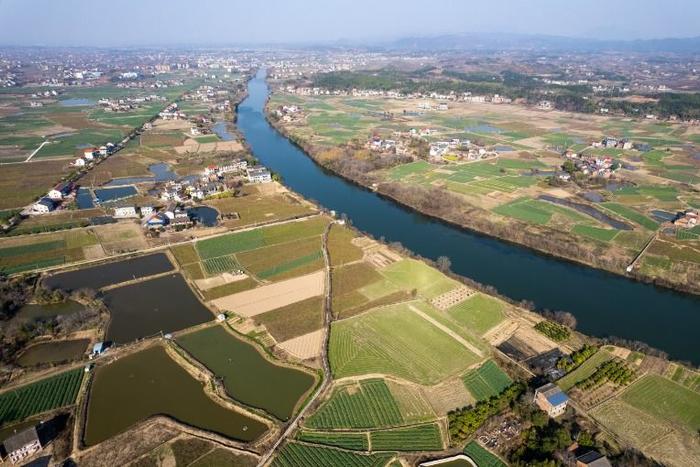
(562, 151, 621, 179)
(673, 209, 698, 229)
(273, 104, 302, 123)
(285, 85, 514, 107)
(158, 102, 186, 120)
(97, 94, 165, 112)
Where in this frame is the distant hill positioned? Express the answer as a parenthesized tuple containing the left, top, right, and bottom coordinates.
(366, 33, 700, 53)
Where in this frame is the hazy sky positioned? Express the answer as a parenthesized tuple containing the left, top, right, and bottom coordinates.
(0, 0, 698, 46)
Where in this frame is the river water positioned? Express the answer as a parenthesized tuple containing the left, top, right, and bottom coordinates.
(237, 70, 700, 364)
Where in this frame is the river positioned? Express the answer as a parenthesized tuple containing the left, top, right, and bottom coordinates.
(237, 69, 700, 365)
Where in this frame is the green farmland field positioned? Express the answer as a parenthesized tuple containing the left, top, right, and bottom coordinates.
(493, 198, 551, 225)
(329, 302, 482, 384)
(462, 360, 512, 401)
(557, 349, 614, 391)
(446, 294, 504, 335)
(601, 203, 659, 230)
(272, 442, 393, 467)
(621, 375, 700, 432)
(464, 441, 507, 467)
(196, 217, 328, 260)
(572, 225, 620, 242)
(307, 379, 403, 429)
(297, 430, 369, 451)
(369, 423, 443, 451)
(380, 259, 459, 299)
(202, 254, 240, 275)
(0, 368, 83, 424)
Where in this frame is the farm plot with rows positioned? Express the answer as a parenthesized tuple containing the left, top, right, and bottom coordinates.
(620, 374, 700, 432)
(0, 368, 83, 424)
(601, 203, 659, 230)
(0, 229, 100, 275)
(202, 254, 241, 275)
(236, 235, 323, 281)
(557, 349, 615, 391)
(380, 259, 459, 299)
(196, 217, 329, 260)
(446, 293, 505, 335)
(272, 442, 393, 467)
(297, 430, 369, 451)
(369, 422, 443, 451)
(329, 302, 482, 384)
(306, 378, 403, 429)
(463, 441, 507, 467)
(462, 360, 512, 401)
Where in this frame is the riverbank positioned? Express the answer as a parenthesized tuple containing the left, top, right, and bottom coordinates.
(264, 106, 700, 297)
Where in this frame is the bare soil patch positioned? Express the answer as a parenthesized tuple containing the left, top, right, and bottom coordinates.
(211, 270, 325, 317)
(278, 328, 324, 360)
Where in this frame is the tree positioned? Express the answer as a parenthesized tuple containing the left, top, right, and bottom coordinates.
(562, 160, 577, 174)
(436, 256, 452, 273)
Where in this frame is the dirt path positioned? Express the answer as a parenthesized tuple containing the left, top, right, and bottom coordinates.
(256, 222, 335, 466)
(408, 304, 484, 358)
(25, 140, 50, 162)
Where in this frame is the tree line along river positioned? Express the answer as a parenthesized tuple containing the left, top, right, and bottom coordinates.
(237, 69, 700, 365)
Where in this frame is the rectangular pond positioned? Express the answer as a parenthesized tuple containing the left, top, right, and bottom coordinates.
(84, 345, 267, 446)
(17, 339, 89, 367)
(43, 253, 174, 291)
(103, 273, 212, 344)
(94, 186, 137, 204)
(177, 325, 316, 421)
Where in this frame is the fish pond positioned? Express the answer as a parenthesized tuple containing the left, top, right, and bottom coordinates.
(44, 253, 174, 291)
(103, 273, 212, 344)
(16, 300, 84, 320)
(83, 345, 267, 446)
(76, 187, 95, 209)
(17, 339, 89, 367)
(103, 163, 178, 186)
(177, 325, 316, 421)
(93, 185, 137, 204)
(59, 98, 94, 107)
(187, 206, 219, 227)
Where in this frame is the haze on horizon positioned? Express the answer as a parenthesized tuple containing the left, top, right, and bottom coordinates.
(0, 0, 699, 47)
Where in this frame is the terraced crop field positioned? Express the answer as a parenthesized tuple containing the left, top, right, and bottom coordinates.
(369, 423, 443, 451)
(0, 368, 83, 424)
(462, 360, 512, 401)
(297, 430, 369, 451)
(620, 375, 700, 432)
(329, 302, 482, 384)
(306, 379, 403, 429)
(272, 442, 393, 467)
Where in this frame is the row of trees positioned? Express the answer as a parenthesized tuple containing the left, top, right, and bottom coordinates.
(557, 344, 598, 372)
(448, 382, 526, 443)
(576, 359, 636, 391)
(534, 320, 571, 342)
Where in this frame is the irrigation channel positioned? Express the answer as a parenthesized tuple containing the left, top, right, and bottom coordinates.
(236, 69, 700, 365)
